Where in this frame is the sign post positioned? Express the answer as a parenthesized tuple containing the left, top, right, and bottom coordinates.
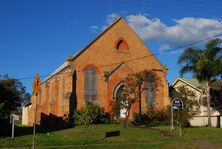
(171, 98, 184, 134)
(32, 74, 41, 149)
(10, 114, 20, 139)
(10, 115, 14, 139)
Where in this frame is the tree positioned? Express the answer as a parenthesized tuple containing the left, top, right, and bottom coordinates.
(210, 80, 222, 110)
(0, 75, 31, 120)
(170, 86, 200, 126)
(116, 70, 161, 128)
(178, 38, 222, 127)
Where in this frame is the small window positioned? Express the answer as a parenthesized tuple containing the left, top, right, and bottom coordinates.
(84, 68, 97, 102)
(115, 38, 129, 51)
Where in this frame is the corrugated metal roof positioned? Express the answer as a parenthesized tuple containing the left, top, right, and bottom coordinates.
(42, 62, 69, 83)
(41, 17, 123, 84)
(180, 78, 205, 89)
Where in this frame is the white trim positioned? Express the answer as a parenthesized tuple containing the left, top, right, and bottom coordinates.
(172, 78, 203, 93)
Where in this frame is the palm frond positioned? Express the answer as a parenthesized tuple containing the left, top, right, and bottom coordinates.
(206, 38, 222, 50)
(177, 47, 203, 65)
(211, 59, 222, 76)
(207, 47, 222, 60)
(179, 65, 194, 77)
(178, 47, 196, 64)
(178, 38, 222, 82)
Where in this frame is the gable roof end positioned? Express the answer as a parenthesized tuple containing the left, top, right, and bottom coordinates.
(66, 17, 123, 62)
(172, 78, 204, 92)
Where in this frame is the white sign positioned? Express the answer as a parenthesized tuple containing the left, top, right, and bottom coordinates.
(172, 98, 184, 110)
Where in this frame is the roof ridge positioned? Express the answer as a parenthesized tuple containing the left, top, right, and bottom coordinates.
(179, 78, 205, 89)
(66, 16, 123, 61)
(40, 17, 123, 84)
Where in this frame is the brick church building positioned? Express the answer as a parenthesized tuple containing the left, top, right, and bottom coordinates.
(27, 17, 169, 127)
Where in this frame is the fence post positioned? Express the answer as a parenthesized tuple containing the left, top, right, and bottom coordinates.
(217, 115, 221, 128)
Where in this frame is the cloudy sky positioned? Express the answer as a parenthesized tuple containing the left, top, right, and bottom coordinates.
(0, 0, 222, 93)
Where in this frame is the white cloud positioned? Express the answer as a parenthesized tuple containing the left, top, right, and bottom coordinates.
(90, 13, 222, 52)
(101, 13, 120, 31)
(90, 25, 99, 33)
(126, 15, 222, 51)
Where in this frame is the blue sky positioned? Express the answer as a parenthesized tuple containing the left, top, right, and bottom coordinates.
(1, 0, 222, 93)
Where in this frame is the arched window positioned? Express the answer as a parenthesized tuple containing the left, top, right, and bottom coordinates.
(115, 38, 129, 51)
(144, 74, 156, 107)
(84, 68, 97, 102)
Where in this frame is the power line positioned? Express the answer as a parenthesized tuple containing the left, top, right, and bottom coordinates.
(103, 0, 222, 13)
(14, 65, 183, 81)
(12, 33, 222, 81)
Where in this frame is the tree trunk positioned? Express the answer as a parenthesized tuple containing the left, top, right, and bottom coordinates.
(138, 83, 142, 124)
(205, 81, 211, 127)
(124, 104, 132, 128)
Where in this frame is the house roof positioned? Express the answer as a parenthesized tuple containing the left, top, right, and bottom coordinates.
(41, 17, 123, 84)
(41, 16, 166, 84)
(181, 78, 205, 89)
(42, 61, 69, 83)
(172, 78, 205, 92)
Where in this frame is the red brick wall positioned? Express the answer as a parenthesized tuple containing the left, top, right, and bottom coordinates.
(28, 18, 169, 126)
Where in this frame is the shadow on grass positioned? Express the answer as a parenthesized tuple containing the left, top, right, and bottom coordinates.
(82, 131, 120, 146)
(0, 112, 74, 138)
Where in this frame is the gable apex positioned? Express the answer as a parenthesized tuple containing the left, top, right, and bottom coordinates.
(66, 16, 166, 73)
(66, 16, 123, 62)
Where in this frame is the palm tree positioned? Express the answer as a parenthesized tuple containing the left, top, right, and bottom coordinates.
(178, 38, 222, 127)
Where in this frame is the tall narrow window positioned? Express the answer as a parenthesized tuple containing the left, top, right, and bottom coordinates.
(84, 68, 97, 102)
(41, 85, 45, 105)
(144, 74, 156, 107)
(61, 75, 65, 106)
(51, 80, 55, 103)
(46, 82, 49, 104)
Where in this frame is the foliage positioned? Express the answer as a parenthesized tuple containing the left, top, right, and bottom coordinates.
(170, 86, 200, 127)
(134, 107, 169, 125)
(178, 39, 222, 80)
(177, 38, 222, 126)
(210, 80, 222, 109)
(0, 74, 31, 136)
(73, 102, 110, 126)
(112, 69, 161, 128)
(0, 74, 31, 120)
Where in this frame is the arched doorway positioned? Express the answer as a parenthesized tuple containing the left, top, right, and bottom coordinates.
(113, 82, 127, 118)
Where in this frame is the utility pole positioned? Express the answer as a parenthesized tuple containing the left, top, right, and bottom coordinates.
(32, 95, 38, 149)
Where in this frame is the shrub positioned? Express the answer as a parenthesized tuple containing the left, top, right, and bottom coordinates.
(170, 86, 200, 127)
(134, 107, 170, 125)
(73, 102, 110, 126)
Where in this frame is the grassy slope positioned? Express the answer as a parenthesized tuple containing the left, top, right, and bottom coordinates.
(0, 124, 222, 149)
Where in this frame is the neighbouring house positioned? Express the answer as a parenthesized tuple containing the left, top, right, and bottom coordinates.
(172, 78, 222, 127)
(22, 102, 32, 125)
(26, 17, 169, 128)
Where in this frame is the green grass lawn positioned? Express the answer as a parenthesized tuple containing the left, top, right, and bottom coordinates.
(0, 124, 222, 149)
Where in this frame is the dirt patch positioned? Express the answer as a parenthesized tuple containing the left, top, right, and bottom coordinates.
(149, 128, 175, 137)
(191, 140, 222, 149)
